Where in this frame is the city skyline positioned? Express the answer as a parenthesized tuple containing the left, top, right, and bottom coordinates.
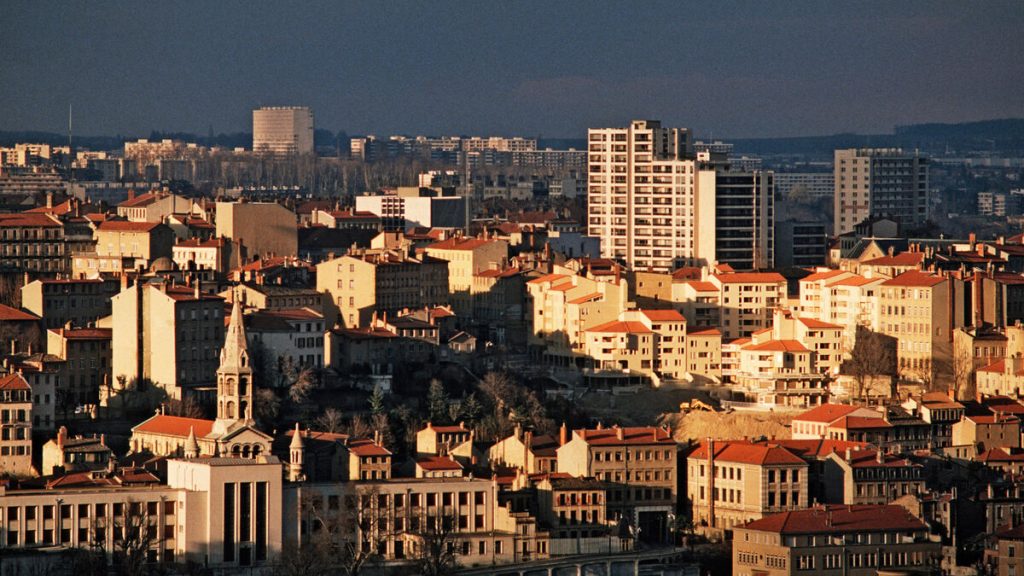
(2, 2, 1023, 139)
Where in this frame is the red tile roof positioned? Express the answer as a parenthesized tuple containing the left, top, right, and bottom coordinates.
(527, 273, 569, 285)
(862, 252, 926, 267)
(416, 456, 463, 471)
(743, 340, 809, 353)
(0, 304, 39, 322)
(427, 237, 497, 251)
(428, 424, 470, 434)
(576, 426, 675, 446)
(117, 192, 162, 208)
(133, 414, 215, 438)
(978, 447, 1024, 463)
(568, 292, 602, 305)
(882, 270, 945, 288)
(741, 505, 927, 534)
(586, 320, 653, 334)
(687, 327, 722, 336)
(689, 440, 805, 466)
(348, 438, 391, 457)
(830, 275, 881, 287)
(0, 213, 62, 227)
(830, 416, 893, 430)
(98, 220, 163, 233)
(681, 280, 718, 292)
(640, 309, 686, 322)
(49, 328, 112, 340)
(475, 268, 521, 278)
(802, 270, 849, 282)
(713, 272, 786, 284)
(793, 404, 865, 424)
(0, 373, 31, 391)
(846, 449, 917, 468)
(774, 439, 869, 459)
(797, 317, 844, 329)
(550, 282, 575, 292)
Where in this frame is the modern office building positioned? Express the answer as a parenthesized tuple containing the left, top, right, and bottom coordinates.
(252, 107, 314, 155)
(698, 169, 774, 271)
(834, 148, 930, 235)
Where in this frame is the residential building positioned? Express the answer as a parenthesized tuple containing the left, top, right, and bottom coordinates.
(111, 278, 225, 398)
(0, 212, 65, 275)
(774, 220, 827, 268)
(316, 250, 449, 329)
(215, 201, 298, 261)
(0, 304, 41, 351)
(687, 439, 809, 530)
(21, 278, 119, 329)
(0, 373, 33, 476)
(587, 120, 698, 271)
(46, 327, 111, 406)
(245, 308, 325, 370)
(172, 237, 235, 274)
(822, 448, 925, 504)
(697, 169, 774, 271)
(834, 148, 930, 235)
(878, 270, 954, 384)
(710, 271, 786, 340)
(581, 309, 689, 384)
(774, 172, 834, 200)
(977, 324, 1024, 397)
(355, 189, 467, 231)
(425, 236, 508, 318)
(310, 209, 382, 231)
(40, 426, 112, 476)
(94, 220, 176, 268)
(253, 106, 314, 155)
(116, 190, 191, 222)
(952, 413, 1021, 452)
(489, 425, 563, 475)
(732, 504, 940, 576)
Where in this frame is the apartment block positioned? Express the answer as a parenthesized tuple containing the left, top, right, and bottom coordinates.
(116, 190, 192, 222)
(46, 327, 111, 406)
(94, 220, 176, 264)
(111, 278, 225, 397)
(710, 271, 786, 340)
(822, 448, 925, 505)
(581, 309, 688, 383)
(316, 249, 449, 329)
(732, 505, 940, 576)
(687, 439, 810, 530)
(215, 201, 298, 261)
(587, 120, 697, 271)
(0, 373, 33, 476)
(697, 170, 775, 271)
(21, 278, 119, 329)
(834, 147, 930, 235)
(0, 212, 65, 275)
(878, 270, 953, 384)
(425, 236, 508, 318)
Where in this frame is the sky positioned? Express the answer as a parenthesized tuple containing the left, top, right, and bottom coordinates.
(2, 1, 1023, 139)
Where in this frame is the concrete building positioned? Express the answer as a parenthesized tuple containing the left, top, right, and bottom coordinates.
(425, 236, 508, 318)
(46, 327, 111, 406)
(246, 308, 325, 370)
(834, 148, 930, 236)
(0, 373, 33, 476)
(252, 106, 314, 155)
(116, 191, 191, 222)
(732, 504, 940, 576)
(774, 220, 827, 269)
(111, 278, 225, 398)
(581, 309, 689, 384)
(316, 249, 449, 329)
(587, 120, 698, 271)
(0, 212, 65, 275)
(709, 271, 787, 340)
(822, 448, 925, 505)
(698, 170, 774, 271)
(355, 190, 467, 231)
(94, 220, 176, 266)
(215, 201, 298, 261)
(687, 439, 809, 530)
(774, 172, 834, 200)
(21, 278, 119, 330)
(878, 270, 953, 384)
(40, 426, 112, 476)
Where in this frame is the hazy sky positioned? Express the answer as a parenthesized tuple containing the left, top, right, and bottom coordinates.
(2, 1, 1022, 139)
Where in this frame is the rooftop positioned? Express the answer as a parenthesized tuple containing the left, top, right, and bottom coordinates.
(741, 505, 927, 535)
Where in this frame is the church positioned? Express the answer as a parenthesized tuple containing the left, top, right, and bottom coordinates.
(130, 296, 273, 459)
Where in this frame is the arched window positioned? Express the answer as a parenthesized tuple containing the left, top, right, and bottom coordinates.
(232, 445, 241, 456)
(226, 401, 235, 419)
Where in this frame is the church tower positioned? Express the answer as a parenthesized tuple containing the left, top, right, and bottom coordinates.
(216, 295, 254, 429)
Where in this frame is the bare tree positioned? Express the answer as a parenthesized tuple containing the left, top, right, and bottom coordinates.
(843, 328, 897, 401)
(315, 408, 344, 434)
(164, 396, 206, 419)
(413, 509, 461, 576)
(255, 387, 281, 429)
(102, 500, 159, 576)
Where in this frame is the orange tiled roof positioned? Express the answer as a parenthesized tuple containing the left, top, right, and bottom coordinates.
(98, 220, 162, 233)
(640, 309, 686, 322)
(568, 292, 602, 305)
(0, 304, 38, 322)
(0, 213, 62, 228)
(586, 320, 653, 334)
(744, 340, 809, 352)
(576, 426, 674, 446)
(741, 505, 926, 535)
(416, 456, 463, 471)
(689, 440, 805, 465)
(797, 317, 843, 329)
(802, 270, 848, 282)
(793, 404, 864, 423)
(132, 414, 214, 438)
(0, 373, 30, 391)
(713, 272, 786, 284)
(862, 252, 926, 267)
(527, 273, 568, 285)
(882, 270, 944, 288)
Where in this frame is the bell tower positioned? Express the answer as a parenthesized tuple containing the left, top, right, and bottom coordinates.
(216, 293, 254, 428)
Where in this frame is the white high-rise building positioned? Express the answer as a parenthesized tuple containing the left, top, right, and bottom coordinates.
(252, 106, 314, 155)
(834, 148, 929, 235)
(587, 120, 697, 271)
(587, 120, 773, 271)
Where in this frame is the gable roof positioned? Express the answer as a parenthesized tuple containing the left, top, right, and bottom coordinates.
(793, 404, 865, 424)
(132, 414, 215, 439)
(744, 340, 809, 353)
(688, 440, 805, 466)
(882, 270, 945, 288)
(575, 426, 674, 446)
(0, 373, 31, 391)
(585, 320, 653, 334)
(640, 309, 686, 322)
(741, 505, 927, 534)
(0, 304, 39, 322)
(713, 272, 786, 284)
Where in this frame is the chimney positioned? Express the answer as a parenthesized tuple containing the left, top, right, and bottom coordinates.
(615, 426, 624, 441)
(876, 450, 884, 464)
(128, 189, 136, 201)
(57, 426, 67, 449)
(46, 192, 53, 208)
(559, 422, 568, 446)
(970, 232, 977, 247)
(845, 447, 852, 461)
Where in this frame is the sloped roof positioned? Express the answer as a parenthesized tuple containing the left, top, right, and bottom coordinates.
(0, 373, 31, 391)
(793, 404, 864, 424)
(743, 340, 809, 353)
(97, 220, 162, 233)
(133, 414, 215, 438)
(586, 320, 653, 334)
(797, 317, 844, 329)
(688, 440, 805, 466)
(640, 309, 686, 322)
(861, 252, 925, 267)
(882, 270, 944, 288)
(576, 426, 674, 446)
(713, 272, 786, 284)
(416, 456, 463, 471)
(0, 304, 39, 322)
(741, 505, 926, 534)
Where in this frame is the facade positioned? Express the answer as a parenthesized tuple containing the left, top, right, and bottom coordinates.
(252, 106, 314, 155)
(774, 172, 834, 200)
(215, 201, 298, 261)
(425, 237, 508, 318)
(316, 250, 449, 329)
(355, 191, 467, 231)
(822, 448, 925, 505)
(581, 309, 689, 383)
(878, 270, 952, 384)
(46, 327, 111, 406)
(687, 439, 810, 530)
(116, 191, 191, 222)
(94, 220, 176, 265)
(732, 504, 940, 576)
(111, 278, 225, 397)
(698, 170, 775, 271)
(587, 120, 698, 271)
(21, 278, 119, 330)
(709, 271, 786, 340)
(246, 308, 325, 369)
(834, 148, 930, 235)
(0, 373, 33, 476)
(774, 220, 827, 269)
(0, 212, 65, 276)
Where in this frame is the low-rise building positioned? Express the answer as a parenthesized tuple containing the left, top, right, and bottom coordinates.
(0, 373, 33, 476)
(732, 504, 940, 576)
(21, 278, 119, 329)
(46, 327, 111, 407)
(822, 447, 925, 505)
(40, 426, 113, 476)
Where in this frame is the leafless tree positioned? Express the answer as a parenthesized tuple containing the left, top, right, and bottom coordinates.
(843, 328, 897, 401)
(412, 509, 461, 576)
(315, 408, 344, 434)
(164, 396, 206, 419)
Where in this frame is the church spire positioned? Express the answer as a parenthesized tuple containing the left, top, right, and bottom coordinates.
(215, 292, 254, 427)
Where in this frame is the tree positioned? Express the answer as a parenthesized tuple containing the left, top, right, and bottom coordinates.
(413, 510, 461, 576)
(843, 328, 897, 401)
(108, 500, 158, 576)
(427, 379, 449, 423)
(164, 396, 205, 419)
(255, 387, 282, 429)
(370, 412, 394, 450)
(316, 408, 345, 434)
(368, 384, 386, 416)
